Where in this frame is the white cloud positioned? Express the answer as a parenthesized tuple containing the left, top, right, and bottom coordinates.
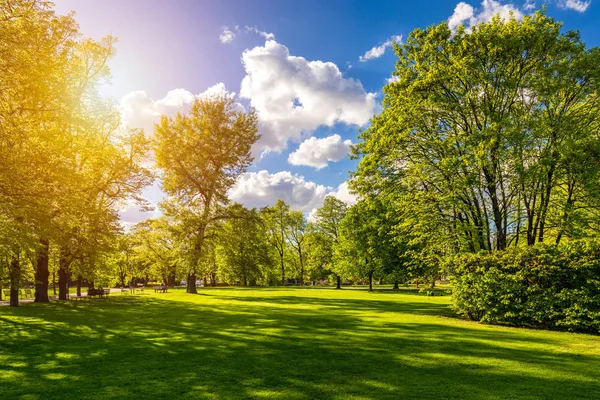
(328, 181, 357, 206)
(359, 35, 402, 62)
(119, 198, 158, 229)
(220, 27, 236, 43)
(245, 26, 275, 40)
(386, 75, 401, 84)
(558, 0, 591, 12)
(228, 170, 327, 212)
(239, 40, 377, 153)
(120, 83, 233, 135)
(523, 0, 536, 11)
(288, 134, 352, 169)
(448, 3, 475, 31)
(228, 170, 357, 215)
(448, 0, 524, 32)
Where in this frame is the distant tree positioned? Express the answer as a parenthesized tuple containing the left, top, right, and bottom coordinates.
(312, 197, 348, 289)
(216, 205, 274, 286)
(261, 200, 291, 285)
(286, 211, 308, 284)
(130, 218, 178, 286)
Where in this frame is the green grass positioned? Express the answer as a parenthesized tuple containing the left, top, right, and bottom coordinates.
(1, 287, 599, 399)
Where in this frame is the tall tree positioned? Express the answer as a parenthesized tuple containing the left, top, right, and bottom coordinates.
(286, 211, 308, 285)
(154, 96, 259, 293)
(352, 11, 600, 258)
(261, 200, 290, 285)
(216, 204, 273, 286)
(312, 197, 348, 289)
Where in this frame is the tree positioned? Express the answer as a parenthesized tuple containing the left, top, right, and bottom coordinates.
(216, 204, 274, 286)
(0, 1, 152, 304)
(130, 218, 178, 286)
(312, 197, 348, 289)
(286, 211, 308, 284)
(352, 11, 600, 262)
(261, 200, 291, 285)
(154, 96, 259, 293)
(335, 196, 412, 291)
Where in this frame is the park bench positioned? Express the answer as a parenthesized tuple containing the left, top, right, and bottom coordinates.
(2, 289, 10, 299)
(24, 288, 33, 298)
(87, 288, 108, 298)
(153, 285, 167, 293)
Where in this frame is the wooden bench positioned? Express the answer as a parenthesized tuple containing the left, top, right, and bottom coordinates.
(24, 288, 33, 298)
(2, 289, 10, 300)
(153, 285, 168, 293)
(87, 288, 107, 298)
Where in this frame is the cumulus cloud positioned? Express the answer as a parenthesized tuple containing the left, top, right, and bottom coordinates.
(220, 27, 236, 43)
(359, 35, 402, 62)
(558, 0, 591, 12)
(228, 170, 327, 212)
(328, 181, 357, 206)
(120, 83, 233, 135)
(448, 0, 524, 32)
(287, 134, 352, 169)
(240, 40, 377, 153)
(228, 170, 357, 215)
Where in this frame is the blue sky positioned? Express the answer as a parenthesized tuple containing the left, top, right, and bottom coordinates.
(52, 0, 598, 225)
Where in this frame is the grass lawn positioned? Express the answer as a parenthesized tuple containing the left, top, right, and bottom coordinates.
(1, 287, 599, 399)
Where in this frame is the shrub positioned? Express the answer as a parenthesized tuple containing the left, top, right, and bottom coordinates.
(451, 240, 600, 333)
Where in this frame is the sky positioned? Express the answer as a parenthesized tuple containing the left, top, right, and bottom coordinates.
(52, 0, 599, 227)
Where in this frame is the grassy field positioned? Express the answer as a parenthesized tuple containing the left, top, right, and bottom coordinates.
(1, 287, 599, 399)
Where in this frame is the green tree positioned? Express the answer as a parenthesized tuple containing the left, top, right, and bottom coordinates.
(286, 211, 308, 284)
(261, 200, 291, 285)
(312, 197, 348, 289)
(154, 96, 259, 293)
(352, 11, 600, 262)
(216, 204, 274, 286)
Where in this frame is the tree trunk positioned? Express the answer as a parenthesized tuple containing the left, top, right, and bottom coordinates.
(186, 274, 197, 294)
(415, 279, 419, 289)
(76, 277, 82, 297)
(53, 272, 56, 295)
(280, 257, 285, 285)
(336, 275, 341, 289)
(58, 259, 69, 300)
(393, 281, 399, 290)
(368, 271, 373, 292)
(34, 237, 50, 303)
(211, 273, 217, 286)
(9, 256, 20, 307)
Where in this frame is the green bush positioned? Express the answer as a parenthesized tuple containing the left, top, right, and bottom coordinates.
(451, 240, 600, 333)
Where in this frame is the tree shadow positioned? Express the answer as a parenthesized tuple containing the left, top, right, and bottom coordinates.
(0, 291, 599, 399)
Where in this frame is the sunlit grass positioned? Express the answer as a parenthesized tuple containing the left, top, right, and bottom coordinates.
(1, 287, 599, 399)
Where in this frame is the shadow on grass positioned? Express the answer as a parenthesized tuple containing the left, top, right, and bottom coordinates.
(0, 291, 599, 400)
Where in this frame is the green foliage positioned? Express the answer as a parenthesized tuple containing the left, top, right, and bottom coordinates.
(216, 204, 275, 286)
(352, 11, 600, 255)
(452, 239, 600, 333)
(153, 96, 259, 290)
